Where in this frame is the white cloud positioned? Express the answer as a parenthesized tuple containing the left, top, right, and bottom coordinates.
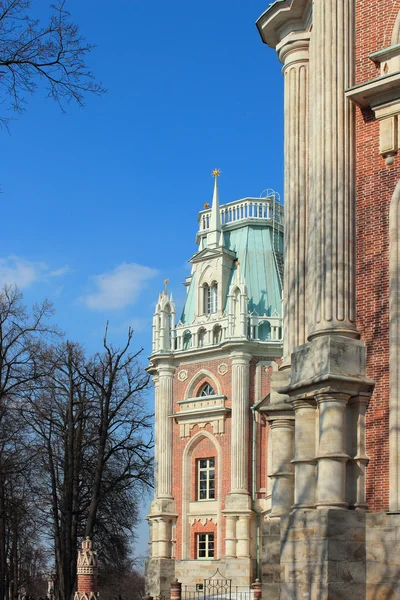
(0, 256, 70, 288)
(108, 317, 150, 334)
(82, 263, 158, 311)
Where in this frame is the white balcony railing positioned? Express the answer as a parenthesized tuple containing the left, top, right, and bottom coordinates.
(199, 194, 283, 233)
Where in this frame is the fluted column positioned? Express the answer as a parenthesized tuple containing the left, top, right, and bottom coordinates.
(316, 393, 350, 509)
(153, 375, 159, 498)
(157, 363, 175, 498)
(292, 400, 317, 509)
(277, 32, 310, 367)
(308, 0, 358, 340)
(230, 352, 251, 494)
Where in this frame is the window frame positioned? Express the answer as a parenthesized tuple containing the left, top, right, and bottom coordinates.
(196, 532, 215, 559)
(197, 457, 216, 501)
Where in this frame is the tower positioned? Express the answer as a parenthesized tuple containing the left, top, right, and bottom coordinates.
(74, 538, 98, 600)
(146, 172, 284, 596)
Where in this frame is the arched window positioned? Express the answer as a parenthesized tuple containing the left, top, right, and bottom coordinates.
(183, 330, 192, 350)
(258, 320, 271, 341)
(198, 328, 206, 348)
(204, 282, 218, 314)
(199, 382, 216, 397)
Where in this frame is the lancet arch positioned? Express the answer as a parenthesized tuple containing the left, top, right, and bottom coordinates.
(181, 430, 222, 559)
(184, 369, 222, 400)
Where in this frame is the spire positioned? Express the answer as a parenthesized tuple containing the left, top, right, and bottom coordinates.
(207, 169, 222, 248)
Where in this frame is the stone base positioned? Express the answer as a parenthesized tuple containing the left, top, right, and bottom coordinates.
(175, 558, 254, 588)
(145, 558, 175, 597)
(261, 509, 400, 599)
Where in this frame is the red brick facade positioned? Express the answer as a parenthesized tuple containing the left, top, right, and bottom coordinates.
(172, 355, 273, 561)
(355, 0, 400, 511)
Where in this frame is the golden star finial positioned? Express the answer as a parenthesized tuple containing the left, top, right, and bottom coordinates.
(164, 279, 169, 285)
(212, 168, 221, 178)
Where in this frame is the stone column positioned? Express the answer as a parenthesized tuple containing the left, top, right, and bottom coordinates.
(230, 352, 251, 494)
(308, 0, 358, 340)
(316, 393, 350, 509)
(347, 394, 369, 509)
(157, 363, 175, 498)
(292, 400, 317, 509)
(277, 32, 310, 367)
(225, 516, 237, 558)
(153, 375, 159, 498)
(158, 518, 171, 559)
(268, 414, 295, 516)
(236, 515, 251, 558)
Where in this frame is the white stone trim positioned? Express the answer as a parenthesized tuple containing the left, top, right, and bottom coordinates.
(392, 10, 400, 46)
(184, 369, 222, 400)
(390, 179, 400, 512)
(181, 431, 222, 560)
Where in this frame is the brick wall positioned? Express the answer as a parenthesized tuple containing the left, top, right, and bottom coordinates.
(355, 0, 400, 510)
(172, 353, 274, 560)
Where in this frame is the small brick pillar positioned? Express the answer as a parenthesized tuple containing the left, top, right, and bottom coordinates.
(74, 537, 98, 600)
(170, 580, 182, 600)
(252, 579, 262, 600)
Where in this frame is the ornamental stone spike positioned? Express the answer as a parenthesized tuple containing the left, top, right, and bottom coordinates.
(208, 169, 221, 248)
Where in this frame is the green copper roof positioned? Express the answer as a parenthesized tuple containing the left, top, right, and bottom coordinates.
(224, 224, 283, 316)
(180, 224, 283, 324)
(180, 271, 196, 324)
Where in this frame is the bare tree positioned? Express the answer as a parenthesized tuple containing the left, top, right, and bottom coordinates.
(0, 0, 105, 125)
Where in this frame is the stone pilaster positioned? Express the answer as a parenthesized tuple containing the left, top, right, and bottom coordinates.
(292, 399, 316, 509)
(230, 352, 251, 495)
(347, 394, 369, 510)
(308, 0, 358, 340)
(277, 32, 310, 367)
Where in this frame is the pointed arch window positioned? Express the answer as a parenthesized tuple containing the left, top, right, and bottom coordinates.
(198, 328, 206, 348)
(199, 383, 216, 397)
(204, 282, 218, 315)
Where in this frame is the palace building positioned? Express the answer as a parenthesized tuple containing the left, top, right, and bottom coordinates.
(147, 1, 400, 598)
(146, 174, 284, 595)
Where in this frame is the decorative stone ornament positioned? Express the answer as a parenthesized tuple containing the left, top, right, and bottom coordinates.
(217, 362, 228, 375)
(177, 369, 188, 382)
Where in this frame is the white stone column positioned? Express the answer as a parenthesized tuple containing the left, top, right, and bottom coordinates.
(225, 516, 237, 558)
(157, 363, 175, 498)
(150, 519, 159, 558)
(292, 400, 317, 509)
(158, 518, 171, 559)
(236, 515, 251, 558)
(347, 394, 369, 509)
(308, 0, 358, 340)
(277, 32, 310, 366)
(230, 352, 251, 494)
(316, 393, 350, 509)
(269, 416, 295, 516)
(153, 375, 159, 498)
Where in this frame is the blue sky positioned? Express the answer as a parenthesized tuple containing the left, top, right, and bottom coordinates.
(1, 0, 284, 559)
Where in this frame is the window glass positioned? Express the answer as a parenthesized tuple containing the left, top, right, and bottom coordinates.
(197, 457, 215, 500)
(197, 533, 214, 559)
(199, 383, 215, 397)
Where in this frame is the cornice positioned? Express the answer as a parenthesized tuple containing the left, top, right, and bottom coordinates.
(256, 0, 311, 50)
(346, 71, 400, 109)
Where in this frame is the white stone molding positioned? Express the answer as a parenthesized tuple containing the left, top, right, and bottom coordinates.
(188, 517, 217, 526)
(230, 352, 252, 494)
(277, 32, 310, 366)
(217, 362, 228, 376)
(390, 180, 400, 512)
(184, 368, 222, 399)
(174, 394, 231, 438)
(307, 0, 358, 339)
(181, 430, 222, 560)
(392, 10, 400, 46)
(177, 369, 188, 382)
